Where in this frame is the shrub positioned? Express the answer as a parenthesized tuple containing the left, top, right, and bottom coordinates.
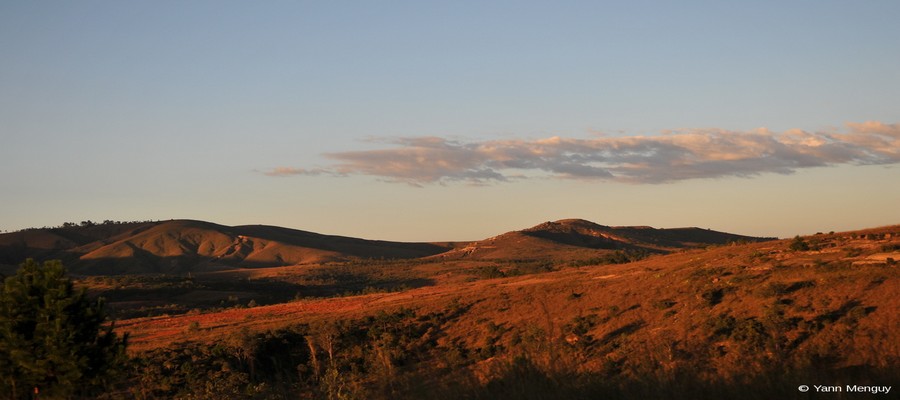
(758, 282, 789, 298)
(707, 314, 736, 337)
(845, 247, 864, 257)
(700, 288, 726, 306)
(731, 318, 769, 351)
(881, 244, 900, 252)
(652, 299, 677, 310)
(789, 236, 810, 251)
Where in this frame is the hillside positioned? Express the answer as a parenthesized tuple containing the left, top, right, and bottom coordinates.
(0, 220, 452, 275)
(0, 222, 156, 268)
(107, 224, 899, 399)
(432, 218, 770, 261)
(0, 218, 769, 276)
(119, 224, 900, 350)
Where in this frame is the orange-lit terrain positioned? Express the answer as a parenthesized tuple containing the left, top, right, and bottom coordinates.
(2, 220, 898, 398)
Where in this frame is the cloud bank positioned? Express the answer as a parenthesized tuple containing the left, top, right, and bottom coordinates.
(265, 121, 900, 185)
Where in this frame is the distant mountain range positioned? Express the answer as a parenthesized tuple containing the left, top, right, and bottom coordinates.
(0, 219, 772, 275)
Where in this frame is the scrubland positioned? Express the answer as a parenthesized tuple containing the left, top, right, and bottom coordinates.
(98, 226, 899, 399)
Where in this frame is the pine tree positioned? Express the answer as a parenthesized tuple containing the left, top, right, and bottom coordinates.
(0, 259, 127, 398)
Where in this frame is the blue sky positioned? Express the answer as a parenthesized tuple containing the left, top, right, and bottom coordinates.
(2, 1, 899, 241)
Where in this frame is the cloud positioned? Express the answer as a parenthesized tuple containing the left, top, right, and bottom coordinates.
(261, 167, 343, 177)
(264, 121, 900, 185)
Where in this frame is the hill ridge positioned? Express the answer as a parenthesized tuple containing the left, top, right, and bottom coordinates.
(1, 218, 773, 274)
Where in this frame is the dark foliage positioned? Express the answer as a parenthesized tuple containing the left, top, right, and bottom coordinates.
(0, 259, 128, 398)
(789, 236, 810, 252)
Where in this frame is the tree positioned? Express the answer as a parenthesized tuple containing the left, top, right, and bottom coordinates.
(789, 235, 810, 251)
(0, 259, 127, 398)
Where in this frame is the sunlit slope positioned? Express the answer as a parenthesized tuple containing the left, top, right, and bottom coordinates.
(432, 219, 770, 261)
(120, 223, 900, 382)
(0, 220, 452, 274)
(0, 218, 769, 275)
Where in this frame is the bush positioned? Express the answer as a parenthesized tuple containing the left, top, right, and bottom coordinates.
(700, 288, 726, 306)
(845, 247, 864, 257)
(652, 299, 677, 310)
(881, 244, 900, 252)
(789, 236, 810, 251)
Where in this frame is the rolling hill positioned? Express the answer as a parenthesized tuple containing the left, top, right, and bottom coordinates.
(0, 220, 452, 275)
(1, 219, 898, 398)
(431, 218, 771, 261)
(0, 218, 771, 275)
(111, 223, 900, 399)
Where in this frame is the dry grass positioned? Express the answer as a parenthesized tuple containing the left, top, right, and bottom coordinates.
(118, 226, 900, 383)
(6, 221, 899, 397)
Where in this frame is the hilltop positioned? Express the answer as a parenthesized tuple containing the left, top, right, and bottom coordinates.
(433, 218, 769, 261)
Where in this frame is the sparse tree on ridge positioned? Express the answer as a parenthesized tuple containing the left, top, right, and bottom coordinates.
(0, 259, 128, 398)
(789, 235, 810, 251)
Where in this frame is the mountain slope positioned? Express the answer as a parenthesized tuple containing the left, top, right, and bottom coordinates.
(0, 220, 452, 274)
(0, 218, 771, 274)
(0, 222, 158, 268)
(115, 224, 900, 400)
(432, 219, 771, 261)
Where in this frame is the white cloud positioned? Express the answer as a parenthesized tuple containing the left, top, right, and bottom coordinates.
(263, 121, 900, 185)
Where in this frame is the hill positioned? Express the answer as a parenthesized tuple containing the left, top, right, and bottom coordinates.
(111, 224, 900, 399)
(431, 218, 770, 261)
(3, 220, 897, 398)
(0, 218, 769, 275)
(0, 220, 452, 275)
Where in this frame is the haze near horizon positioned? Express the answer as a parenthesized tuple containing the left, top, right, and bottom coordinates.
(2, 1, 899, 241)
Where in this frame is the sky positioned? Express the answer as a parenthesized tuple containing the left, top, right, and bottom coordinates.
(1, 1, 899, 241)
